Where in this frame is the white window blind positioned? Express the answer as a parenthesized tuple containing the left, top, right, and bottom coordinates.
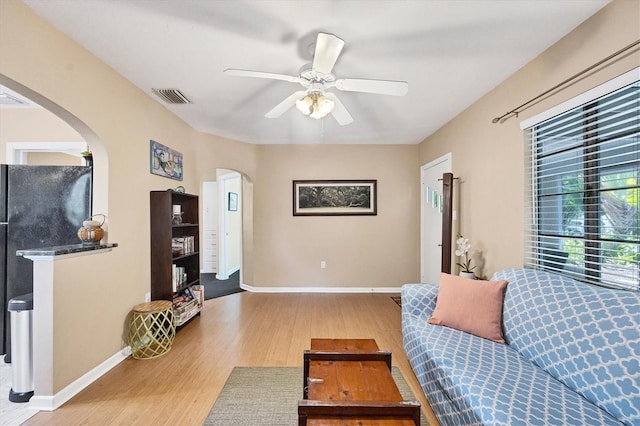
(524, 80, 639, 291)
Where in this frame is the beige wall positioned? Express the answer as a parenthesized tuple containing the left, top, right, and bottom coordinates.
(0, 108, 85, 165)
(253, 144, 420, 288)
(0, 108, 84, 157)
(26, 152, 80, 165)
(0, 0, 258, 393)
(419, 0, 640, 279)
(242, 177, 254, 285)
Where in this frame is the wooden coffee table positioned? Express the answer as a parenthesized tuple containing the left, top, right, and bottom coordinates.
(298, 338, 421, 425)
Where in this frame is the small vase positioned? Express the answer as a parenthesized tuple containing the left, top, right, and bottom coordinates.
(171, 212, 183, 225)
(459, 272, 475, 280)
(78, 220, 104, 244)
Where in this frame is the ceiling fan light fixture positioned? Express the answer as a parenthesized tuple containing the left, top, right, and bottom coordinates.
(226, 32, 408, 126)
(297, 92, 334, 119)
(317, 95, 334, 114)
(309, 105, 324, 119)
(296, 96, 313, 115)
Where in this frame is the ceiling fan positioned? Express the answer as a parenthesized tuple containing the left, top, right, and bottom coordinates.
(224, 33, 409, 126)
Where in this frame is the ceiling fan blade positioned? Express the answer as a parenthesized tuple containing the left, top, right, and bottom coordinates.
(224, 69, 300, 84)
(324, 93, 353, 126)
(312, 33, 345, 75)
(334, 78, 408, 96)
(265, 90, 307, 118)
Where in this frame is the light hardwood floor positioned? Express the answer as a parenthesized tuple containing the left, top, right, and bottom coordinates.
(25, 292, 438, 425)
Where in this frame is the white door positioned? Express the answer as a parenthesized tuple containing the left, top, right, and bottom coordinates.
(201, 181, 217, 273)
(421, 153, 452, 284)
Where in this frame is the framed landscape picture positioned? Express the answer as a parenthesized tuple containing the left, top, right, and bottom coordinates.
(293, 180, 377, 216)
(150, 140, 183, 181)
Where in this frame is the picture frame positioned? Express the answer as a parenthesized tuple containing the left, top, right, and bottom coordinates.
(293, 180, 377, 216)
(150, 140, 183, 181)
(228, 192, 238, 211)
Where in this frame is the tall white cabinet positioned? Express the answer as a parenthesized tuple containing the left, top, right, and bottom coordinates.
(201, 181, 217, 273)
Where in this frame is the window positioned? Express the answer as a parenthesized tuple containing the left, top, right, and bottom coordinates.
(524, 79, 639, 291)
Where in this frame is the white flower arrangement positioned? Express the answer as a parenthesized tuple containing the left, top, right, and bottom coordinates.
(455, 235, 476, 273)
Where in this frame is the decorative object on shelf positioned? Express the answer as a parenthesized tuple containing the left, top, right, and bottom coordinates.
(77, 214, 106, 244)
(174, 185, 185, 193)
(455, 234, 476, 278)
(150, 140, 183, 181)
(80, 150, 93, 166)
(171, 204, 183, 225)
(293, 180, 377, 216)
(228, 192, 238, 211)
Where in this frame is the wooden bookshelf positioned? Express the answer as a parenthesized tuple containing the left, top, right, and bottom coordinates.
(150, 190, 203, 327)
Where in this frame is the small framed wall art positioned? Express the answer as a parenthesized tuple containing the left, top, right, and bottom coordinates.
(293, 180, 377, 216)
(150, 140, 183, 181)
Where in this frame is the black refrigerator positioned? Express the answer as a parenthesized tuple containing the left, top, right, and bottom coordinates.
(0, 165, 92, 359)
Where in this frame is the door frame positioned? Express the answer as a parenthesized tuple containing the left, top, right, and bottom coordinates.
(420, 153, 452, 283)
(217, 171, 241, 280)
(5, 141, 87, 164)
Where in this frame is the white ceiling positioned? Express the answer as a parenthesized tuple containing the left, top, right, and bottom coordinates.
(22, 0, 609, 145)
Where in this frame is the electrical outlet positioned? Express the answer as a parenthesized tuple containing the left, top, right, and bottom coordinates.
(320, 261, 326, 269)
(145, 292, 151, 302)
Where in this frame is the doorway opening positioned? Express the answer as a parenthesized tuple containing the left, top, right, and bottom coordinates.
(420, 153, 452, 284)
(200, 169, 251, 300)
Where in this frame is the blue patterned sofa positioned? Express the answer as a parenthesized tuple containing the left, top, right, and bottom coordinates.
(402, 268, 640, 425)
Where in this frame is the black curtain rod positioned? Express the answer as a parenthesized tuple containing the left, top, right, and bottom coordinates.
(492, 39, 640, 124)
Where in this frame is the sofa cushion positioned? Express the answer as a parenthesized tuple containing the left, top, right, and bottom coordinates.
(494, 268, 640, 426)
(428, 273, 508, 343)
(403, 307, 622, 425)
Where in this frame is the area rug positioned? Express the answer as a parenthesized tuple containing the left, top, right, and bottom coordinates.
(203, 366, 426, 425)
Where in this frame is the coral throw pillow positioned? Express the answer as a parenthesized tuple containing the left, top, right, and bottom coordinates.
(428, 273, 509, 343)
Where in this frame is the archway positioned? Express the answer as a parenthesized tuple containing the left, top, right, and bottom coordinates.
(0, 74, 111, 416)
(200, 167, 253, 300)
(200, 168, 253, 298)
(0, 75, 108, 215)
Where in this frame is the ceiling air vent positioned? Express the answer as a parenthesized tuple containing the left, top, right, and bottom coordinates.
(152, 88, 192, 104)
(0, 92, 30, 107)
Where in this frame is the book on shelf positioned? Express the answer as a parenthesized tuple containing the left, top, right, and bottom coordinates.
(172, 264, 187, 292)
(174, 304, 199, 325)
(174, 298, 198, 315)
(172, 293, 190, 307)
(190, 285, 204, 309)
(172, 287, 197, 308)
(172, 236, 195, 257)
(172, 287, 200, 325)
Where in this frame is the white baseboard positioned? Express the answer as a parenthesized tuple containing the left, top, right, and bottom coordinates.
(30, 346, 131, 411)
(216, 265, 239, 281)
(239, 283, 401, 293)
